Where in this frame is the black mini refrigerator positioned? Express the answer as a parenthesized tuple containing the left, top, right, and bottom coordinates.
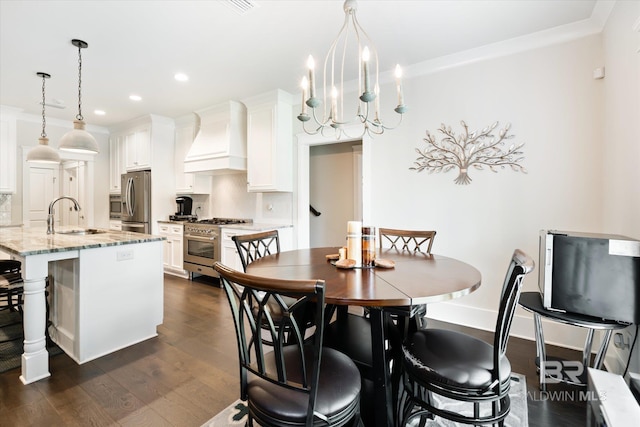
(538, 230, 640, 324)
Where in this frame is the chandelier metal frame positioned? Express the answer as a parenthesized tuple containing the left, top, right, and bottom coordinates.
(297, 0, 406, 139)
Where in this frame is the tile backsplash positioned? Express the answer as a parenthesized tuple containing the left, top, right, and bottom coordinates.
(0, 194, 11, 225)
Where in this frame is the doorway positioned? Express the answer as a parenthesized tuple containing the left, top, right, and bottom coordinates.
(296, 126, 372, 249)
(61, 161, 86, 227)
(309, 142, 362, 247)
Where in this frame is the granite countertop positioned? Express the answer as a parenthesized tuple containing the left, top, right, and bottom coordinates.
(0, 226, 164, 257)
(157, 220, 292, 232)
(220, 223, 293, 231)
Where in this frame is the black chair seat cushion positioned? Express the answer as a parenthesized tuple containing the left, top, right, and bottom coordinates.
(403, 329, 511, 391)
(324, 313, 373, 369)
(247, 345, 361, 424)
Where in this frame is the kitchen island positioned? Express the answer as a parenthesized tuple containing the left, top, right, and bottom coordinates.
(0, 226, 164, 384)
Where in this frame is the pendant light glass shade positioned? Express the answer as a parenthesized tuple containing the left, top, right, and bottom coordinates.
(59, 119, 99, 153)
(59, 39, 98, 154)
(27, 72, 61, 163)
(27, 137, 61, 163)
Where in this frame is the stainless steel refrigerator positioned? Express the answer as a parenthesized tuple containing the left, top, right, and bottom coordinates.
(121, 170, 151, 233)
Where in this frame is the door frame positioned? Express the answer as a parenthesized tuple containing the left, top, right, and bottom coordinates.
(21, 147, 96, 228)
(295, 126, 372, 248)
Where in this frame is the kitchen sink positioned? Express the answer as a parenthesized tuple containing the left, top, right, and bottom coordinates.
(57, 228, 106, 235)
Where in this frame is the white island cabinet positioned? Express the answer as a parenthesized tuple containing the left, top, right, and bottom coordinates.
(0, 227, 164, 384)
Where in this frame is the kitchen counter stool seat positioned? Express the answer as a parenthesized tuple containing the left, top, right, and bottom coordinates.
(214, 262, 363, 427)
(399, 249, 534, 426)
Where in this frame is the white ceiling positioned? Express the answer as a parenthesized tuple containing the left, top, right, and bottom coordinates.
(0, 0, 602, 129)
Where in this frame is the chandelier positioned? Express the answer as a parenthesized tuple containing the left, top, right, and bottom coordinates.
(297, 0, 406, 139)
(26, 72, 61, 163)
(59, 39, 99, 154)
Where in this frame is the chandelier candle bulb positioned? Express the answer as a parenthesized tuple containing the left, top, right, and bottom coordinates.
(362, 46, 371, 95)
(347, 221, 362, 267)
(307, 55, 316, 100)
(395, 64, 404, 106)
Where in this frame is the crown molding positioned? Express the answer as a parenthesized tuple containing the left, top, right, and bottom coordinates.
(403, 1, 615, 79)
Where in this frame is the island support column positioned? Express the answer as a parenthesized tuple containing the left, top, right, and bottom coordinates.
(20, 253, 51, 384)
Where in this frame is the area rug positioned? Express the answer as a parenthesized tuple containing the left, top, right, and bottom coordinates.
(202, 373, 528, 427)
(0, 310, 62, 373)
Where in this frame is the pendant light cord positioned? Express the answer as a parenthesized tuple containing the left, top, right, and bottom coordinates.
(41, 74, 47, 138)
(76, 44, 83, 121)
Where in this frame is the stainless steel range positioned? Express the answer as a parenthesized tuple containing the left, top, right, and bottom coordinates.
(183, 218, 252, 278)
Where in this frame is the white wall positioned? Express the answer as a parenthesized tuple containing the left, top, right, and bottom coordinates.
(601, 0, 640, 375)
(294, 20, 637, 358)
(369, 33, 604, 339)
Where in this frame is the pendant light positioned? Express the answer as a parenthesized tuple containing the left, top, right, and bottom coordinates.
(59, 39, 99, 154)
(26, 72, 61, 163)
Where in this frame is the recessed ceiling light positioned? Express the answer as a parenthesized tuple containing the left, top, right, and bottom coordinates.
(174, 73, 189, 82)
(94, 110, 106, 116)
(129, 94, 142, 101)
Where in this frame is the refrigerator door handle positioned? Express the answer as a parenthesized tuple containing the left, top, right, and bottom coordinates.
(126, 178, 134, 217)
(129, 178, 136, 217)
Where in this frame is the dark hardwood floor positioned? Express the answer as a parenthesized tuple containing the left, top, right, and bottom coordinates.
(0, 274, 588, 426)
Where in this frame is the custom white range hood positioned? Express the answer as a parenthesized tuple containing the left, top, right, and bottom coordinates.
(184, 100, 247, 174)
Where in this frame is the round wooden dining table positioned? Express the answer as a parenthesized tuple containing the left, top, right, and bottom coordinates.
(246, 247, 482, 427)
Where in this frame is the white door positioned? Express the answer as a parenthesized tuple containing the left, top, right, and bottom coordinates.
(62, 161, 86, 227)
(28, 165, 59, 227)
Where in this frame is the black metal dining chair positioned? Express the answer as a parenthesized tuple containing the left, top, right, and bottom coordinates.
(232, 230, 280, 272)
(214, 261, 363, 427)
(1, 260, 24, 344)
(398, 249, 534, 426)
(0, 260, 24, 315)
(324, 228, 438, 425)
(379, 228, 437, 331)
(232, 229, 310, 346)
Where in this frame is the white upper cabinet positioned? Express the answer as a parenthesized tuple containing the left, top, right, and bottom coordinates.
(109, 134, 125, 193)
(0, 107, 19, 194)
(243, 90, 293, 192)
(124, 127, 151, 171)
(110, 118, 152, 173)
(184, 101, 247, 174)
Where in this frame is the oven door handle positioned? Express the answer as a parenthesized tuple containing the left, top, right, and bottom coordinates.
(185, 235, 217, 242)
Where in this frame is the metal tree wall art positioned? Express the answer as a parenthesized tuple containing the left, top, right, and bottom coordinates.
(410, 120, 526, 185)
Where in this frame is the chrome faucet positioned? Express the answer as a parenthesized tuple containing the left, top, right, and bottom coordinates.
(47, 196, 81, 234)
